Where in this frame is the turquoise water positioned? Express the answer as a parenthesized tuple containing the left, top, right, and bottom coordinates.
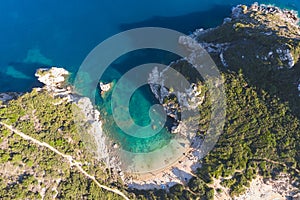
(1, 1, 299, 154)
(95, 50, 178, 153)
(1, 0, 299, 92)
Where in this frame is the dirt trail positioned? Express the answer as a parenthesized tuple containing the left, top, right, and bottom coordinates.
(0, 122, 130, 200)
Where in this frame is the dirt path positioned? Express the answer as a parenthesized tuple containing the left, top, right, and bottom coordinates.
(0, 122, 130, 200)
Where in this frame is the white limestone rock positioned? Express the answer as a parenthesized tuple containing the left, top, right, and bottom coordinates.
(36, 67, 69, 87)
(276, 47, 295, 68)
(99, 82, 112, 95)
(35, 67, 72, 100)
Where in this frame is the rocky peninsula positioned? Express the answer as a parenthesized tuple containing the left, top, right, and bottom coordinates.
(139, 2, 300, 199)
(0, 3, 300, 200)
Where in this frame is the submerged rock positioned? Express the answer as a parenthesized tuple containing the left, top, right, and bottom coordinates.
(0, 92, 23, 104)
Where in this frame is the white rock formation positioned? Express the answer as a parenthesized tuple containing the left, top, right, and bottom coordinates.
(35, 67, 68, 88)
(35, 67, 115, 169)
(200, 42, 230, 54)
(148, 66, 169, 105)
(35, 67, 72, 100)
(99, 82, 112, 95)
(99, 82, 111, 92)
(75, 97, 110, 161)
(220, 52, 228, 67)
(276, 47, 295, 68)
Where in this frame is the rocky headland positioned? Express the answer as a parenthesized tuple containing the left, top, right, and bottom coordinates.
(34, 67, 122, 172)
(145, 2, 300, 199)
(1, 3, 300, 200)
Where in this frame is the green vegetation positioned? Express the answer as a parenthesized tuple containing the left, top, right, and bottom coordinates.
(159, 68, 300, 198)
(0, 4, 300, 200)
(197, 6, 300, 117)
(207, 72, 298, 195)
(0, 90, 128, 199)
(190, 7, 300, 197)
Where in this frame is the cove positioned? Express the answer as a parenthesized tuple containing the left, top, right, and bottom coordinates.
(95, 49, 180, 153)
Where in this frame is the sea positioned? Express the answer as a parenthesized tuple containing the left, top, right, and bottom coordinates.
(1, 0, 299, 158)
(1, 0, 299, 92)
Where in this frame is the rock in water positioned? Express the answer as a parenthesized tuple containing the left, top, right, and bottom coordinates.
(99, 82, 112, 96)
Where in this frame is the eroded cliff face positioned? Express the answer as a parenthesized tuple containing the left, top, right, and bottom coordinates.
(146, 3, 300, 199)
(148, 66, 205, 133)
(149, 3, 300, 122)
(35, 67, 120, 171)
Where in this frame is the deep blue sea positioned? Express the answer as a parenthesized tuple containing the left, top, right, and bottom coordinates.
(1, 0, 299, 92)
(1, 1, 299, 158)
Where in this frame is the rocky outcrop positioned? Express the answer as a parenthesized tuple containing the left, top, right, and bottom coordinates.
(35, 67, 68, 88)
(99, 82, 113, 96)
(148, 66, 204, 133)
(193, 3, 300, 70)
(34, 67, 121, 174)
(35, 67, 74, 102)
(99, 82, 111, 92)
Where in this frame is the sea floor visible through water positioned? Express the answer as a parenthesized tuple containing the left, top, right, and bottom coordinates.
(1, 0, 299, 171)
(96, 50, 177, 154)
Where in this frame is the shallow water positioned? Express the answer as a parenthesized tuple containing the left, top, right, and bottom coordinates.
(96, 50, 176, 153)
(1, 0, 299, 163)
(1, 0, 299, 92)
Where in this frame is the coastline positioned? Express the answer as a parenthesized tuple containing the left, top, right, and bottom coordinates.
(31, 67, 205, 190)
(122, 2, 300, 196)
(1, 2, 299, 199)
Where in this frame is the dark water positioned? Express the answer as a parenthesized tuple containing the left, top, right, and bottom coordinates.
(1, 1, 299, 153)
(1, 0, 299, 92)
